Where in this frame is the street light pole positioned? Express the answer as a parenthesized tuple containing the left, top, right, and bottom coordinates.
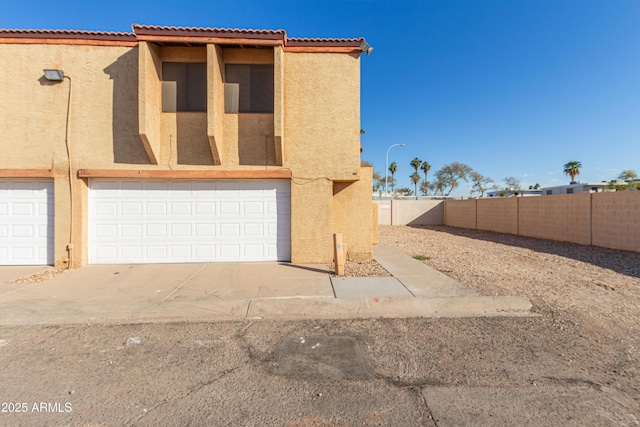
(385, 143, 405, 197)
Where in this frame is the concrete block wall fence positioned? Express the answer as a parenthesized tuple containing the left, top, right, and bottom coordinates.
(377, 200, 444, 226)
(443, 192, 640, 253)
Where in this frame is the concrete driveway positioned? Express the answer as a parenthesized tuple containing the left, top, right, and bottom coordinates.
(0, 247, 533, 325)
(0, 262, 335, 325)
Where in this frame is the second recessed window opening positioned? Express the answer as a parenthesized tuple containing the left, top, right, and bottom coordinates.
(224, 64, 274, 114)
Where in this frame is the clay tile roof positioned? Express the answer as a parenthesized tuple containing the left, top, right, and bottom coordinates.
(0, 25, 370, 52)
(0, 28, 136, 41)
(132, 24, 286, 40)
(286, 37, 365, 47)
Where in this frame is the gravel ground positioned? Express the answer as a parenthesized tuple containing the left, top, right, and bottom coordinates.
(379, 224, 640, 394)
(11, 269, 68, 283)
(327, 259, 391, 277)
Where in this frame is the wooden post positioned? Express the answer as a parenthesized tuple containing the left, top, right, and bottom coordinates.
(333, 233, 345, 276)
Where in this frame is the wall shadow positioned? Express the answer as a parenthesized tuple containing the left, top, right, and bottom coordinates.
(407, 224, 640, 279)
(406, 204, 444, 226)
(103, 49, 152, 164)
(237, 114, 276, 166)
(176, 113, 214, 165)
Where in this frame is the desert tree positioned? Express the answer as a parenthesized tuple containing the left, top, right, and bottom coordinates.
(618, 170, 637, 181)
(433, 162, 473, 196)
(470, 172, 493, 197)
(396, 187, 413, 196)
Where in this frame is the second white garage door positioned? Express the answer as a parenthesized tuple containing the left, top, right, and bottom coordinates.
(89, 179, 291, 264)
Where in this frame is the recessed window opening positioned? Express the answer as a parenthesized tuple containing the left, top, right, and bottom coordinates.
(224, 64, 274, 113)
(162, 62, 207, 112)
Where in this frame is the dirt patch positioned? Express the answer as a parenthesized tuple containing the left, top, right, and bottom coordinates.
(379, 225, 640, 395)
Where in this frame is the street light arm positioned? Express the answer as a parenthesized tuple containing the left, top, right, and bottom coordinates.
(384, 143, 406, 197)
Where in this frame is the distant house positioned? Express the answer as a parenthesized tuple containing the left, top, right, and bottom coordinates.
(540, 182, 610, 196)
(486, 189, 541, 197)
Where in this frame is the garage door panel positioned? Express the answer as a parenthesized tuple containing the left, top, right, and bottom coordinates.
(0, 179, 54, 265)
(195, 202, 215, 215)
(89, 179, 290, 264)
(121, 202, 143, 216)
(146, 202, 167, 215)
(171, 223, 192, 237)
(95, 202, 117, 216)
(219, 201, 240, 215)
(121, 224, 143, 238)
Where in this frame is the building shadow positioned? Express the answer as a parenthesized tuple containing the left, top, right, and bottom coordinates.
(407, 224, 640, 279)
(103, 50, 152, 165)
(176, 113, 214, 165)
(278, 263, 330, 274)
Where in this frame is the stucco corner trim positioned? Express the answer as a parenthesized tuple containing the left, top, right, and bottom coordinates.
(77, 169, 292, 180)
(0, 169, 55, 178)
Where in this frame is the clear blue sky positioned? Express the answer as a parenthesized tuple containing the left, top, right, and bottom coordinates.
(3, 0, 639, 195)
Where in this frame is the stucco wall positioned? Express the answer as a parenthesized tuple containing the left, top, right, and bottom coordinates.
(223, 114, 276, 166)
(333, 167, 374, 260)
(138, 41, 161, 164)
(290, 179, 334, 263)
(283, 52, 361, 178)
(284, 51, 363, 262)
(162, 113, 213, 165)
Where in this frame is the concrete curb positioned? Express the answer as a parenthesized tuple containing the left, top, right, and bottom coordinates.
(0, 295, 534, 326)
(247, 295, 534, 321)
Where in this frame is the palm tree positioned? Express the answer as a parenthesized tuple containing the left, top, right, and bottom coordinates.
(410, 157, 422, 174)
(420, 161, 431, 195)
(420, 161, 431, 182)
(410, 172, 421, 198)
(389, 162, 398, 194)
(563, 161, 582, 183)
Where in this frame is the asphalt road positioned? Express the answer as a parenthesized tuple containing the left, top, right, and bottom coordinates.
(1, 316, 638, 426)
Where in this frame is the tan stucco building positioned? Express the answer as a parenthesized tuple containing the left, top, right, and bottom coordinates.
(0, 25, 373, 268)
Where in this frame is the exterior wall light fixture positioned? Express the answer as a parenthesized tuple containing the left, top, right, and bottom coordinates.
(360, 41, 374, 56)
(43, 69, 65, 81)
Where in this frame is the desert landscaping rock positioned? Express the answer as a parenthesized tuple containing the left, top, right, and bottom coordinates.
(10, 268, 68, 284)
(327, 258, 391, 277)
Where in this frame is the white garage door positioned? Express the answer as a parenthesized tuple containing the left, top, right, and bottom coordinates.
(0, 179, 54, 265)
(89, 179, 291, 264)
